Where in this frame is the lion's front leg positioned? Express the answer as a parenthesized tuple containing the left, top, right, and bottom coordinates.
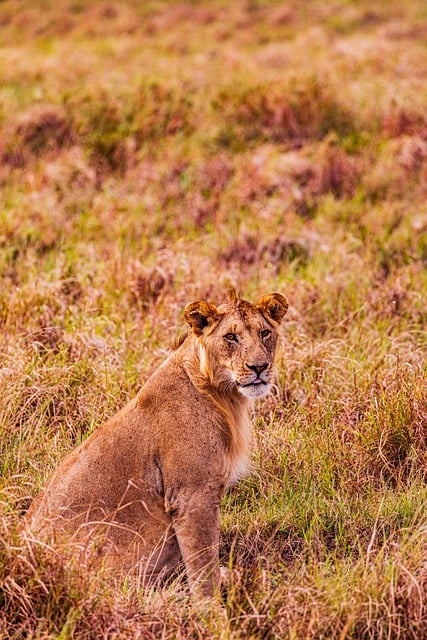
(166, 486, 221, 598)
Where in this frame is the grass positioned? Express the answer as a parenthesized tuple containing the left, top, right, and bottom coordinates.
(0, 0, 426, 637)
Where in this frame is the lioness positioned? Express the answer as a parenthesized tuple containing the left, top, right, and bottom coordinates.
(26, 290, 288, 597)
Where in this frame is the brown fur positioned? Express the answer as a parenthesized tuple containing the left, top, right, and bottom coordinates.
(25, 292, 288, 597)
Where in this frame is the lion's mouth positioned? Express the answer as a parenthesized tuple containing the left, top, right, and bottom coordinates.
(237, 378, 268, 388)
(235, 377, 272, 399)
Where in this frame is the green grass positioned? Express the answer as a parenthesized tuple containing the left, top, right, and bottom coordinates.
(0, 0, 426, 637)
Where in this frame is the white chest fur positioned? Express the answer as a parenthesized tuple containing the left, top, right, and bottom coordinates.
(227, 408, 252, 486)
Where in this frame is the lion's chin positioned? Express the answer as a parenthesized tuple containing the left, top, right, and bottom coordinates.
(236, 382, 272, 400)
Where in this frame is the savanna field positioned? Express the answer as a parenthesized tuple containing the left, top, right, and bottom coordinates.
(0, 0, 426, 637)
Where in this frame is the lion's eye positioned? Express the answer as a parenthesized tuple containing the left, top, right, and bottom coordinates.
(224, 333, 238, 343)
(260, 329, 271, 339)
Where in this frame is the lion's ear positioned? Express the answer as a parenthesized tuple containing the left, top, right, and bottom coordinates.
(184, 300, 219, 336)
(257, 293, 289, 325)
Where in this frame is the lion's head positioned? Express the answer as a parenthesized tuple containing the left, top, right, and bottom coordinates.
(184, 290, 288, 399)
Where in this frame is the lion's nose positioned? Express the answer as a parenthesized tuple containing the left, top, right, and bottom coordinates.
(246, 362, 268, 376)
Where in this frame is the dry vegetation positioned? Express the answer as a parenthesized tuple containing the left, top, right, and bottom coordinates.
(0, 0, 426, 637)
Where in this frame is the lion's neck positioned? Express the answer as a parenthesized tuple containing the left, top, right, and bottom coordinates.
(176, 338, 252, 484)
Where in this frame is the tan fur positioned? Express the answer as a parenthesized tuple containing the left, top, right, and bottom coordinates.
(25, 291, 288, 597)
